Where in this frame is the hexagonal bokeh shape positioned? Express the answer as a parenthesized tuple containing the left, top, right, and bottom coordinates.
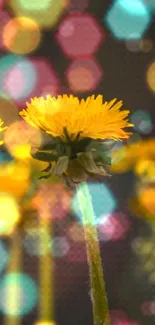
(66, 58, 103, 92)
(8, 0, 68, 29)
(0, 56, 60, 106)
(56, 13, 104, 58)
(105, 0, 151, 40)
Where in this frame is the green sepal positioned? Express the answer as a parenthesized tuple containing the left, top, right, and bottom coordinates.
(91, 149, 111, 166)
(53, 156, 69, 175)
(96, 164, 111, 177)
(67, 159, 88, 182)
(77, 152, 99, 173)
(39, 142, 57, 151)
(39, 173, 52, 180)
(41, 162, 52, 173)
(30, 147, 57, 162)
(86, 141, 107, 152)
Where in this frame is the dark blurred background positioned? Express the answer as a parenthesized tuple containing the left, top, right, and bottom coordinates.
(0, 0, 155, 324)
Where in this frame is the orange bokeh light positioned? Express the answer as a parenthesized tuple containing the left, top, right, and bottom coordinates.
(2, 16, 41, 54)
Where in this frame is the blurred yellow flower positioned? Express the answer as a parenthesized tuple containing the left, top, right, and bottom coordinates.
(139, 186, 155, 217)
(111, 138, 155, 176)
(129, 185, 155, 222)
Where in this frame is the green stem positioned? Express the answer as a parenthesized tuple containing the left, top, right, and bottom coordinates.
(77, 182, 111, 325)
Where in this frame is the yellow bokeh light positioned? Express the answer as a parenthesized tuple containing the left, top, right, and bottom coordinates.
(146, 61, 155, 93)
(2, 16, 41, 54)
(68, 66, 95, 92)
(139, 187, 155, 217)
(140, 39, 153, 53)
(34, 321, 56, 325)
(68, 222, 85, 242)
(9, 0, 70, 29)
(4, 120, 42, 160)
(0, 162, 30, 199)
(0, 193, 20, 235)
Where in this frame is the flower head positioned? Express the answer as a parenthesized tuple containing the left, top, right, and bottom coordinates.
(19, 95, 133, 186)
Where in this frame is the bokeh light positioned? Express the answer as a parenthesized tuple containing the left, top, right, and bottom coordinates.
(4, 120, 42, 160)
(0, 151, 13, 164)
(0, 55, 59, 105)
(68, 221, 85, 242)
(98, 212, 130, 241)
(34, 321, 56, 325)
(67, 242, 87, 263)
(72, 182, 116, 226)
(0, 96, 18, 125)
(138, 186, 155, 217)
(0, 273, 38, 315)
(125, 39, 141, 52)
(2, 16, 41, 54)
(141, 300, 155, 315)
(23, 227, 51, 256)
(32, 183, 71, 221)
(4, 60, 37, 102)
(139, 38, 153, 52)
(27, 58, 60, 100)
(0, 241, 8, 273)
(0, 193, 20, 236)
(132, 234, 155, 284)
(146, 61, 155, 93)
(144, 0, 155, 13)
(66, 58, 102, 92)
(0, 54, 38, 105)
(56, 13, 104, 58)
(105, 0, 151, 40)
(0, 10, 12, 50)
(110, 310, 140, 325)
(0, 0, 5, 11)
(0, 161, 30, 199)
(130, 110, 153, 134)
(9, 0, 69, 29)
(50, 236, 70, 258)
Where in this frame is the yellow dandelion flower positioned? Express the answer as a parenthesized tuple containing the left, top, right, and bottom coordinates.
(19, 95, 133, 185)
(20, 95, 132, 141)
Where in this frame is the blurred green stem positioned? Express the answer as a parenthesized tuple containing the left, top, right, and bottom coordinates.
(77, 182, 110, 325)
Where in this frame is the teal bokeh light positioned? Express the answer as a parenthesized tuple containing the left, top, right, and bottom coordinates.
(105, 0, 151, 40)
(0, 54, 37, 101)
(145, 0, 155, 13)
(130, 110, 153, 134)
(0, 241, 8, 273)
(71, 182, 116, 226)
(0, 273, 38, 316)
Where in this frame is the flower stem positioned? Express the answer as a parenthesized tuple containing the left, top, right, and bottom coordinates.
(76, 182, 110, 325)
(39, 217, 54, 322)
